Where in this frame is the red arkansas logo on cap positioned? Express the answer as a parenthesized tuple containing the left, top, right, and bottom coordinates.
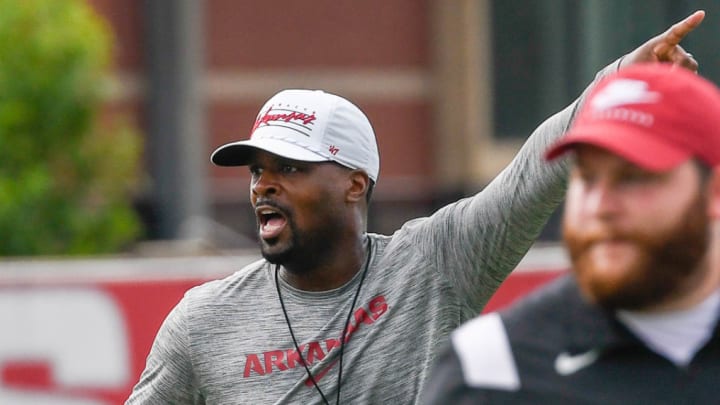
(251, 105, 317, 135)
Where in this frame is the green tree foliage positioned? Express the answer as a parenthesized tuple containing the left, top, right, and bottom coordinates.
(0, 0, 143, 255)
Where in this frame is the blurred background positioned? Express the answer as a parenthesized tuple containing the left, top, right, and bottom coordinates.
(3, 0, 720, 256)
(1, 1, 719, 403)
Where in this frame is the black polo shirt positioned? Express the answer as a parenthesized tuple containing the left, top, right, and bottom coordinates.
(422, 275, 720, 404)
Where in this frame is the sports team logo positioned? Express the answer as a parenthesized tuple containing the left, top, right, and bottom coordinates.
(251, 104, 317, 137)
(588, 79, 659, 127)
(591, 79, 661, 111)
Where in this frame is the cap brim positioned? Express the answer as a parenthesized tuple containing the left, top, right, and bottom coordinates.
(545, 122, 691, 172)
(211, 138, 329, 166)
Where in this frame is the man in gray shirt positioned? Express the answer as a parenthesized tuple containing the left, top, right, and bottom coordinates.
(127, 12, 703, 405)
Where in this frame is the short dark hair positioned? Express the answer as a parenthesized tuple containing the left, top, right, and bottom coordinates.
(366, 180, 375, 204)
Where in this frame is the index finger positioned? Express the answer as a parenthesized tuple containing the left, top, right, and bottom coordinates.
(653, 10, 705, 57)
(659, 10, 705, 47)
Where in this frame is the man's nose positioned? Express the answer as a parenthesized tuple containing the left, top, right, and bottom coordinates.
(251, 171, 279, 197)
(585, 179, 621, 218)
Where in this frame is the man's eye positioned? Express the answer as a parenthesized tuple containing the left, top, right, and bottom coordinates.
(249, 166, 262, 176)
(281, 165, 298, 173)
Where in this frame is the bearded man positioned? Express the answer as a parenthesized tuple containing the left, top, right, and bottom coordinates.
(423, 63, 720, 404)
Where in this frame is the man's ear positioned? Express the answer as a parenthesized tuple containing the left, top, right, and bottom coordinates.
(708, 167, 720, 219)
(346, 170, 370, 203)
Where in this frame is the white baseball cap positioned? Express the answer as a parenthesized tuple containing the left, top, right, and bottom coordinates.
(211, 89, 380, 182)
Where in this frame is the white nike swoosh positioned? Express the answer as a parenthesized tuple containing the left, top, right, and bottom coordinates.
(554, 349, 600, 376)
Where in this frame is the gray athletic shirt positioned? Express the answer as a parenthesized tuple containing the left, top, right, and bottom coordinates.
(127, 61, 620, 405)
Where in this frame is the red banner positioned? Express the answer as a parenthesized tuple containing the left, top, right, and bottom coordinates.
(0, 251, 565, 404)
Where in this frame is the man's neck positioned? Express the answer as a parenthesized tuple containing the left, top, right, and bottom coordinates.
(280, 235, 369, 291)
(617, 289, 720, 367)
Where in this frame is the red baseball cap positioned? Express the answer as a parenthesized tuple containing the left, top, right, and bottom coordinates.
(546, 63, 720, 171)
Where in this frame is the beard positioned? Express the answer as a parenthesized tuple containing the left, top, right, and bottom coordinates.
(563, 192, 710, 311)
(258, 207, 346, 274)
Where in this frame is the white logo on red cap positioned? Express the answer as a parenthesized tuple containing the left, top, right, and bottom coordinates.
(591, 79, 661, 111)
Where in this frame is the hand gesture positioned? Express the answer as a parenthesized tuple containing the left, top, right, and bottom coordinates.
(620, 10, 705, 72)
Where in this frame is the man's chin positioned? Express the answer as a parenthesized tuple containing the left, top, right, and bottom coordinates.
(577, 241, 636, 274)
(589, 240, 637, 259)
(261, 252, 289, 265)
(573, 250, 648, 309)
(259, 239, 291, 264)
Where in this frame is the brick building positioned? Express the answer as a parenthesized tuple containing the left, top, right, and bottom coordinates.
(88, 0, 720, 249)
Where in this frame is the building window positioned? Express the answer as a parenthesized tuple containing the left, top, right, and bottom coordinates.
(490, 0, 719, 140)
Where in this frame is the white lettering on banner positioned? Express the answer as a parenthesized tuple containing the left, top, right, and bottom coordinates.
(0, 288, 129, 404)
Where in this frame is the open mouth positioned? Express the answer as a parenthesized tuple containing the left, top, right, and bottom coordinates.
(256, 206, 288, 240)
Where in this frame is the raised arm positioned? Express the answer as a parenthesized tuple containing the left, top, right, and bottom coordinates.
(409, 11, 707, 314)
